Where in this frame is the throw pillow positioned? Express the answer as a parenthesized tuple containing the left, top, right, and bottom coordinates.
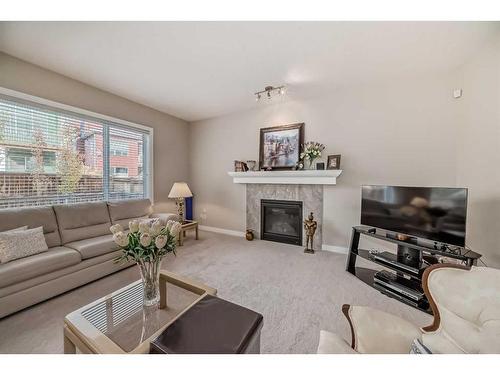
(1, 226, 29, 233)
(0, 226, 49, 264)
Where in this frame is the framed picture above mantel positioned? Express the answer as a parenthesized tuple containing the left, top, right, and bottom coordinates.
(259, 123, 304, 170)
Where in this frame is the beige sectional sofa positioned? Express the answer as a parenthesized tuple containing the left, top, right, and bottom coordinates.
(0, 199, 176, 318)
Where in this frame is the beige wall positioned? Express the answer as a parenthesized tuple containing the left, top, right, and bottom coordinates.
(0, 52, 189, 213)
(456, 38, 500, 267)
(189, 38, 500, 267)
(189, 72, 461, 245)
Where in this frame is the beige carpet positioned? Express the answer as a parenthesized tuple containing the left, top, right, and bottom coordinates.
(0, 231, 431, 354)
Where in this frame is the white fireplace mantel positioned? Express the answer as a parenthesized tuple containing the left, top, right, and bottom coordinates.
(227, 170, 342, 185)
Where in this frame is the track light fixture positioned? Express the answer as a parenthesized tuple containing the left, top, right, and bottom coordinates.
(254, 85, 286, 101)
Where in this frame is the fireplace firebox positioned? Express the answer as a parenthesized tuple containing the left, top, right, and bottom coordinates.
(260, 199, 303, 245)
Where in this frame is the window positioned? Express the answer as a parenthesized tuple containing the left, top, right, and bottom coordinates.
(5, 148, 56, 173)
(6, 148, 30, 172)
(110, 140, 128, 156)
(0, 93, 152, 209)
(109, 126, 145, 200)
(111, 167, 128, 177)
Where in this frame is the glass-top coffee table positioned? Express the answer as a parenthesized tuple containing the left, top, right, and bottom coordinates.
(63, 270, 216, 354)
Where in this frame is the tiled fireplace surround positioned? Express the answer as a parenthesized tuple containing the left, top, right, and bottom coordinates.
(246, 184, 323, 249)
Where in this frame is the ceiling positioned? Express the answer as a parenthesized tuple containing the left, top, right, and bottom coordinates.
(0, 22, 499, 122)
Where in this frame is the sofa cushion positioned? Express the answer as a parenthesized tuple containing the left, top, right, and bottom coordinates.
(107, 199, 153, 229)
(53, 202, 112, 244)
(0, 226, 48, 264)
(65, 234, 120, 260)
(0, 246, 81, 288)
(0, 250, 129, 300)
(0, 206, 61, 247)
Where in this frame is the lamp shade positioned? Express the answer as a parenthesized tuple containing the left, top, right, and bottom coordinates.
(168, 182, 193, 198)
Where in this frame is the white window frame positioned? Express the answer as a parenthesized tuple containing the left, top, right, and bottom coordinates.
(0, 87, 154, 202)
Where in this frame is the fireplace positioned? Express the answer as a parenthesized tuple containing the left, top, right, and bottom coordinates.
(260, 199, 303, 245)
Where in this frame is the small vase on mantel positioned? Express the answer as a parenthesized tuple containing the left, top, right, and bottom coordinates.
(304, 158, 317, 170)
(300, 142, 325, 171)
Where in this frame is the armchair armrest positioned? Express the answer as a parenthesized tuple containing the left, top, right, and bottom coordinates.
(343, 304, 421, 354)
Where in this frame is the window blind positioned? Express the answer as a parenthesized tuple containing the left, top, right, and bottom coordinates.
(0, 94, 151, 209)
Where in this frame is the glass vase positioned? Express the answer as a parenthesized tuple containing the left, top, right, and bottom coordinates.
(137, 258, 161, 307)
(305, 158, 316, 170)
(140, 304, 161, 343)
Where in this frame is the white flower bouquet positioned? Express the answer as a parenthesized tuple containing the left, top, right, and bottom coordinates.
(299, 141, 326, 168)
(111, 219, 181, 263)
(110, 219, 182, 306)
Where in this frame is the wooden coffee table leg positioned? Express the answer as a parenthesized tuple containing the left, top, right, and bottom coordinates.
(195, 226, 199, 240)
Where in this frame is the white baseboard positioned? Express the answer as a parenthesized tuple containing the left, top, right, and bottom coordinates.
(198, 226, 348, 253)
(321, 244, 349, 254)
(198, 225, 245, 238)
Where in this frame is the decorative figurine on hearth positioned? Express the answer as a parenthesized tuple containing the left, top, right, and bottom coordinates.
(304, 212, 318, 254)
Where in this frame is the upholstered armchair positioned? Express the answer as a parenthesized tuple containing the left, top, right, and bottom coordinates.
(317, 264, 500, 354)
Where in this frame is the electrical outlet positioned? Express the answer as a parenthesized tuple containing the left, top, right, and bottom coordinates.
(200, 208, 207, 221)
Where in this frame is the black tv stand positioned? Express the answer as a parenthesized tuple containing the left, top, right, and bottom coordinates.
(346, 226, 481, 314)
(384, 233, 422, 269)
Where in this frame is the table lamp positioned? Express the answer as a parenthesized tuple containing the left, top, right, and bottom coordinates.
(168, 182, 193, 222)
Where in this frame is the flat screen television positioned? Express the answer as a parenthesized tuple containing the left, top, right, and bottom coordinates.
(361, 185, 467, 247)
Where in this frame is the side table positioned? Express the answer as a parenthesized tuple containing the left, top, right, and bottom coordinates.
(178, 220, 198, 246)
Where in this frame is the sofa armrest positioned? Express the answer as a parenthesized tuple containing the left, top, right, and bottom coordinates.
(317, 330, 357, 354)
(150, 213, 180, 224)
(343, 304, 421, 354)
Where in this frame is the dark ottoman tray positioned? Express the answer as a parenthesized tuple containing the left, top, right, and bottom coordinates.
(150, 295, 263, 354)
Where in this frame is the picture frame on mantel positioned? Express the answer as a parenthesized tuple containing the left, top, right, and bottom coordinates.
(259, 123, 304, 170)
(327, 154, 341, 170)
